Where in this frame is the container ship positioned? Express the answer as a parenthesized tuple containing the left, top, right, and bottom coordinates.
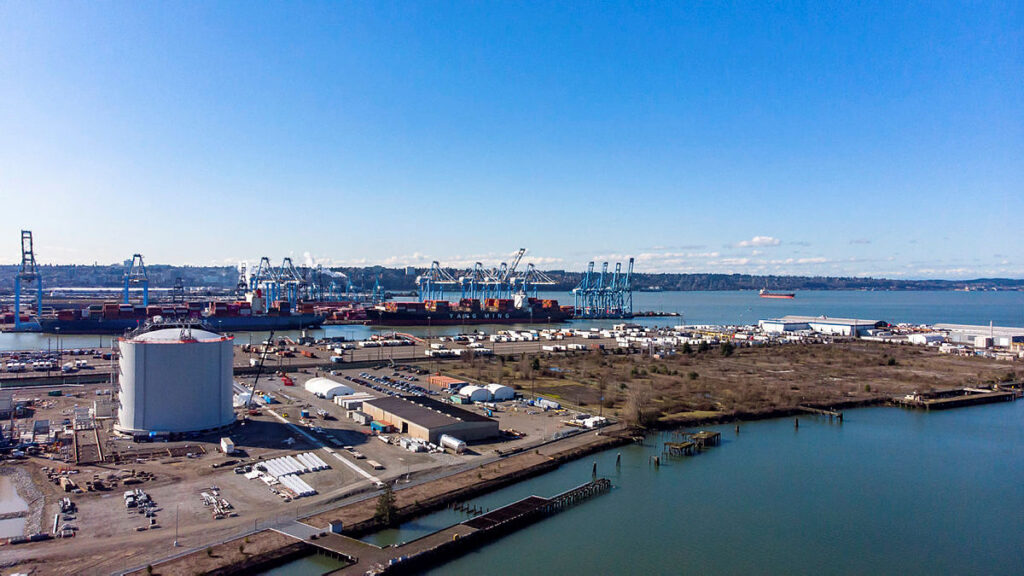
(36, 290, 324, 334)
(759, 288, 795, 299)
(366, 295, 573, 326)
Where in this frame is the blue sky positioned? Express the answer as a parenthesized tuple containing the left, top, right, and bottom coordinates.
(1, 2, 1021, 278)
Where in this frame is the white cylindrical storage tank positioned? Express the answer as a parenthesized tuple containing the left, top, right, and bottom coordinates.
(439, 434, 467, 454)
(485, 383, 515, 401)
(116, 328, 235, 435)
(459, 385, 491, 403)
(304, 377, 354, 399)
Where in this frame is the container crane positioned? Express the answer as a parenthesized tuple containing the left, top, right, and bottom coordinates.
(123, 254, 149, 306)
(416, 262, 457, 302)
(250, 257, 280, 305)
(13, 230, 43, 331)
(572, 257, 633, 318)
(278, 257, 306, 307)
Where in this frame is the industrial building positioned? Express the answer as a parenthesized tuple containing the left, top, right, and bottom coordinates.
(934, 323, 1024, 349)
(115, 327, 235, 436)
(759, 315, 886, 337)
(427, 374, 467, 392)
(304, 377, 354, 399)
(362, 395, 499, 443)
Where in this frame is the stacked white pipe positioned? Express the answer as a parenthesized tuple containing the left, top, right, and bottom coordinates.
(252, 452, 330, 498)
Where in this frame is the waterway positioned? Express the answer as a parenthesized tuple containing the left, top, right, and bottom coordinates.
(415, 402, 1024, 575)
(4, 290, 1022, 351)
(0, 475, 29, 538)
(263, 401, 1024, 574)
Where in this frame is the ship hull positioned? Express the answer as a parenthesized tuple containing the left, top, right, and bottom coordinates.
(759, 293, 795, 299)
(38, 314, 324, 334)
(366, 310, 571, 326)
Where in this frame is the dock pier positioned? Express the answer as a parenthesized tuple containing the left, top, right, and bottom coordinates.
(663, 430, 721, 457)
(306, 478, 613, 575)
(894, 387, 1017, 410)
(798, 405, 843, 422)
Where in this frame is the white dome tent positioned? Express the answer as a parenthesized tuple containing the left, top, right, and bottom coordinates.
(458, 385, 491, 403)
(485, 383, 515, 401)
(304, 377, 354, 399)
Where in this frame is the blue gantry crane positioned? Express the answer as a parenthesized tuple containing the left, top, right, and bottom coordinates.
(123, 254, 149, 306)
(572, 257, 634, 318)
(13, 230, 43, 331)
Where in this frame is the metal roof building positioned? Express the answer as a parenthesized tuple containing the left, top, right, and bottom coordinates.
(362, 395, 499, 443)
(759, 315, 886, 337)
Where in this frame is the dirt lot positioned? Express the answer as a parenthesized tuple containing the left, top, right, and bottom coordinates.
(444, 341, 1023, 425)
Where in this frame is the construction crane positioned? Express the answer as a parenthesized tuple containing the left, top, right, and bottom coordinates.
(13, 230, 43, 331)
(245, 329, 275, 410)
(123, 254, 149, 306)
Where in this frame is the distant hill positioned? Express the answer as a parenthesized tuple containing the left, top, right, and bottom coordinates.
(0, 264, 1021, 294)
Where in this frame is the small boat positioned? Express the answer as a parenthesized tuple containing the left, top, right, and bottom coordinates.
(759, 288, 795, 299)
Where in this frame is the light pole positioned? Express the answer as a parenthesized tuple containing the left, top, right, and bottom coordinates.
(173, 504, 179, 547)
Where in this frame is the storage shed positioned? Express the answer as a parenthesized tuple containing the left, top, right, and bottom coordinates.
(304, 377, 354, 399)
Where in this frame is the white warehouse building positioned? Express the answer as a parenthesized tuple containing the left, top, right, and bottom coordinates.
(304, 377, 354, 399)
(116, 328, 235, 436)
(759, 315, 886, 337)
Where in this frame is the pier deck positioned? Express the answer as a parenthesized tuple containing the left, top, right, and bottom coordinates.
(894, 388, 1016, 410)
(307, 479, 612, 575)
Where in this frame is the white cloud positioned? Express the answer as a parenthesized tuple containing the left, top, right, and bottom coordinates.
(736, 236, 781, 248)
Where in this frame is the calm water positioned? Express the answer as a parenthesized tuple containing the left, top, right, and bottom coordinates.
(3, 290, 1022, 351)
(416, 403, 1024, 575)
(0, 476, 29, 538)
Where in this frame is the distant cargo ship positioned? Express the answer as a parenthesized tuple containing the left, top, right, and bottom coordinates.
(36, 292, 323, 334)
(366, 296, 573, 326)
(759, 288, 795, 299)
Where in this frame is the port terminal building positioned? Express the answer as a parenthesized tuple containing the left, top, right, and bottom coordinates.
(362, 395, 499, 444)
(934, 323, 1024, 349)
(759, 315, 886, 337)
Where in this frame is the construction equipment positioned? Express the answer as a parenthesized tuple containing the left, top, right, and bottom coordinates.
(245, 329, 275, 409)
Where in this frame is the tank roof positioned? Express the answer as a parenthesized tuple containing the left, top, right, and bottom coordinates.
(130, 328, 227, 343)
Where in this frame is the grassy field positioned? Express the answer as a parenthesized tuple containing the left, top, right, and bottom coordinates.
(446, 342, 1021, 426)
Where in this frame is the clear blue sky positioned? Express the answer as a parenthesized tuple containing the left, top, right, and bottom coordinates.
(1, 2, 1021, 278)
